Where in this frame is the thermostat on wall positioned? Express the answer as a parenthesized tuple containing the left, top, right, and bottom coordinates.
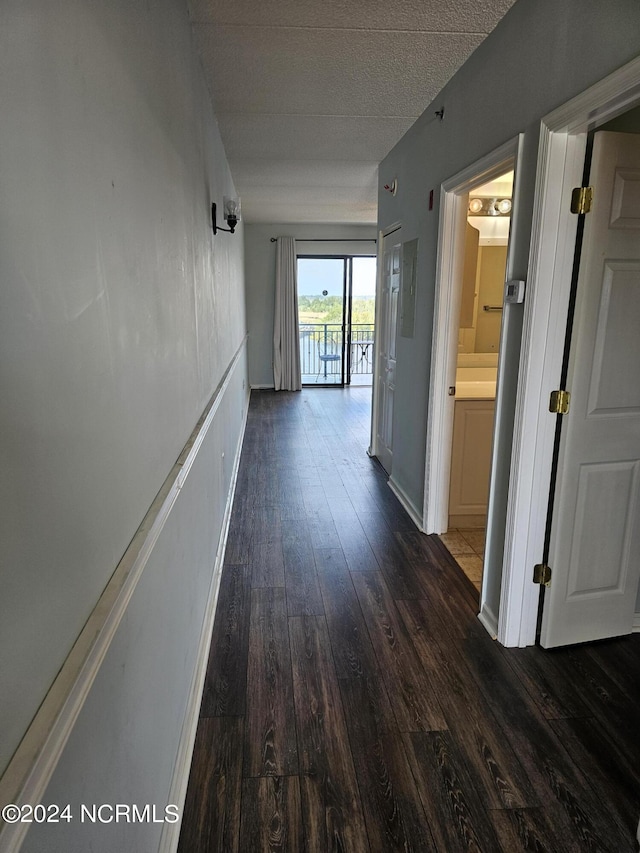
(504, 279, 525, 304)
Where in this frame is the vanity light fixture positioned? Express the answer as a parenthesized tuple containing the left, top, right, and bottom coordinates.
(212, 196, 241, 234)
(468, 196, 512, 217)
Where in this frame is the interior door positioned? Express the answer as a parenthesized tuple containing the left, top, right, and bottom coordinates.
(375, 232, 401, 474)
(540, 131, 640, 648)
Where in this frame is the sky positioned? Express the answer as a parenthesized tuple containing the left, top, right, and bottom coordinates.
(297, 257, 377, 298)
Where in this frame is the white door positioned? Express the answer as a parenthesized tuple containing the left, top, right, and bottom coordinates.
(541, 131, 640, 648)
(375, 233, 401, 474)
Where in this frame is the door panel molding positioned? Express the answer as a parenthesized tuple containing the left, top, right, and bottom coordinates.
(610, 168, 640, 228)
(567, 460, 638, 597)
(588, 260, 640, 415)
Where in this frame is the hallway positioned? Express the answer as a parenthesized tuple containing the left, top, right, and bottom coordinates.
(178, 388, 639, 852)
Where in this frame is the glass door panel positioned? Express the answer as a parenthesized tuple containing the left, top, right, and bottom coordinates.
(298, 257, 346, 385)
(350, 256, 377, 384)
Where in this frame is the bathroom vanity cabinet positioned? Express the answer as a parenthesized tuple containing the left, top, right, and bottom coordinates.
(448, 397, 495, 527)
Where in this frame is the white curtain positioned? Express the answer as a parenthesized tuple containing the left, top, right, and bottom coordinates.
(273, 236, 302, 391)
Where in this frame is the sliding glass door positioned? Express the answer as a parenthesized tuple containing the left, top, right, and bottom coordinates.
(297, 255, 376, 386)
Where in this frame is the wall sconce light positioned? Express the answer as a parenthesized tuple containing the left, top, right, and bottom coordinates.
(212, 196, 241, 234)
(468, 197, 512, 217)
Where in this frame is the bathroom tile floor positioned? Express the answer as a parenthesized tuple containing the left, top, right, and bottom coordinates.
(438, 528, 485, 591)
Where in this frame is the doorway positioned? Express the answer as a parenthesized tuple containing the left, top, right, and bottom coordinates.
(443, 172, 513, 592)
(297, 255, 376, 386)
(424, 137, 523, 638)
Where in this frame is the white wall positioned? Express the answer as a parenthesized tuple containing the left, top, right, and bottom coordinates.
(0, 0, 248, 849)
(244, 223, 377, 388)
(377, 0, 640, 617)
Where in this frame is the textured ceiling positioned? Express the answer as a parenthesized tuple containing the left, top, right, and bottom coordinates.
(187, 0, 517, 224)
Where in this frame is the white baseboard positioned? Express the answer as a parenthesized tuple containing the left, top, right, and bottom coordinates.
(388, 476, 424, 531)
(158, 392, 249, 853)
(478, 602, 499, 639)
(633, 613, 640, 633)
(250, 382, 274, 389)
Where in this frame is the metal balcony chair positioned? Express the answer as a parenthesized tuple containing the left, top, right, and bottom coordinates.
(317, 338, 341, 380)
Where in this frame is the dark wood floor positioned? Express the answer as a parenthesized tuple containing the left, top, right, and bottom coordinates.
(178, 388, 640, 852)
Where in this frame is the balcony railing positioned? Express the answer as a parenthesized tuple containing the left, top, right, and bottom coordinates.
(299, 323, 375, 384)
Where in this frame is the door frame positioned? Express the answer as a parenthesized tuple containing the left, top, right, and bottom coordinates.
(500, 55, 640, 647)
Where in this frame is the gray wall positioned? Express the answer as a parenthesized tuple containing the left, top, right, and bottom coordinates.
(244, 223, 377, 387)
(377, 0, 640, 614)
(0, 0, 248, 848)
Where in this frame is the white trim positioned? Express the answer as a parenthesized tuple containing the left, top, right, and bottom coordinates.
(388, 476, 424, 531)
(424, 138, 520, 536)
(423, 187, 462, 533)
(544, 55, 640, 133)
(499, 54, 640, 648)
(158, 394, 249, 853)
(478, 602, 499, 639)
(498, 130, 583, 646)
(633, 613, 640, 633)
(250, 382, 275, 390)
(0, 339, 248, 853)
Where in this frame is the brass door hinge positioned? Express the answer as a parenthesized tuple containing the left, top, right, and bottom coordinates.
(549, 389, 571, 414)
(533, 563, 552, 586)
(570, 186, 593, 215)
